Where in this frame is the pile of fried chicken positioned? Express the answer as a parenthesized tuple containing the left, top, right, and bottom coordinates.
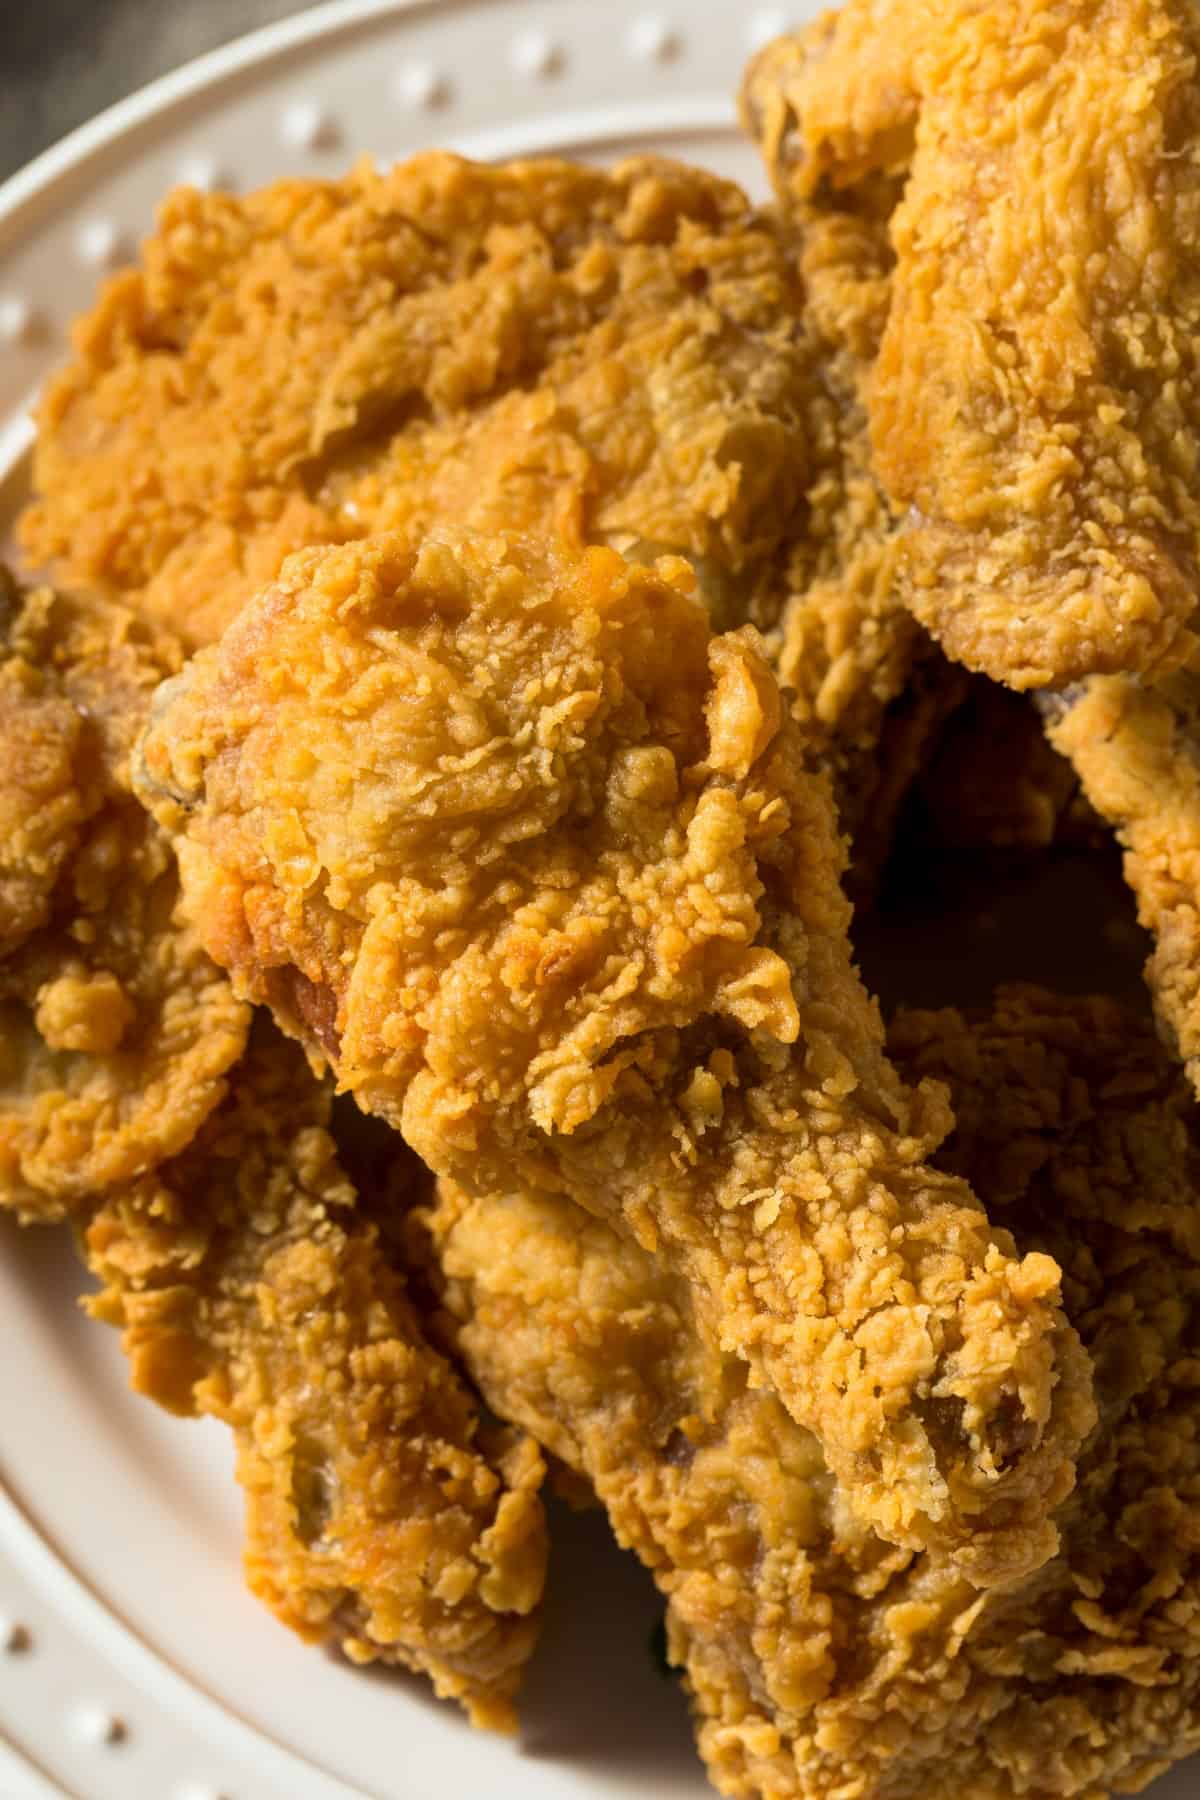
(8, 1, 1200, 1793)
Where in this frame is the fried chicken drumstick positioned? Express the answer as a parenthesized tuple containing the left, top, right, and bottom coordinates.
(430, 986, 1200, 1799)
(138, 528, 1091, 1583)
(0, 568, 547, 1724)
(742, 0, 1200, 689)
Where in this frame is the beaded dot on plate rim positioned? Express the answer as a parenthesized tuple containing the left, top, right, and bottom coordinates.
(70, 1703, 127, 1747)
(510, 31, 564, 77)
(279, 99, 340, 151)
(627, 14, 680, 61)
(74, 217, 126, 269)
(392, 61, 452, 108)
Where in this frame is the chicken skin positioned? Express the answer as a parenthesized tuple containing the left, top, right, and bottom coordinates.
(17, 149, 964, 892)
(0, 571, 248, 1218)
(742, 0, 1200, 689)
(86, 1024, 547, 1728)
(0, 569, 546, 1724)
(20, 153, 817, 651)
(430, 987, 1200, 1799)
(138, 528, 1091, 1583)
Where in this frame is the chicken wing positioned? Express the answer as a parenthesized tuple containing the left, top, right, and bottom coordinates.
(742, 0, 1200, 689)
(430, 985, 1200, 1799)
(85, 1023, 546, 1728)
(0, 572, 247, 1218)
(137, 528, 1090, 1583)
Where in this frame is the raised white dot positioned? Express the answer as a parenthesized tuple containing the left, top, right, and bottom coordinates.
(75, 218, 126, 270)
(0, 1618, 31, 1652)
(71, 1704, 126, 1746)
(510, 31, 563, 78)
(280, 101, 339, 152)
(392, 61, 451, 108)
(177, 154, 226, 193)
(0, 298, 37, 347)
(627, 15, 680, 62)
(747, 10, 793, 52)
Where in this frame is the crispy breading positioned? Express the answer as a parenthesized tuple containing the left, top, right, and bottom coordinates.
(85, 1023, 546, 1729)
(1039, 673, 1200, 1091)
(16, 148, 964, 886)
(138, 528, 1091, 1583)
(430, 986, 1200, 1799)
(742, 0, 1200, 689)
(0, 575, 248, 1219)
(767, 198, 966, 898)
(19, 153, 816, 651)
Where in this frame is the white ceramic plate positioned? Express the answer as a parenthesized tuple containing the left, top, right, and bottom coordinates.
(0, 4, 1194, 1797)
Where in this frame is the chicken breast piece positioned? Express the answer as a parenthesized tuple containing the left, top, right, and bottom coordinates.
(17, 148, 970, 889)
(20, 153, 817, 651)
(138, 528, 1091, 1583)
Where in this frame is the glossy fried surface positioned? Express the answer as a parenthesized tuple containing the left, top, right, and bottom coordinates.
(432, 987, 1200, 1798)
(139, 527, 1091, 1582)
(742, 0, 1200, 689)
(85, 1025, 546, 1728)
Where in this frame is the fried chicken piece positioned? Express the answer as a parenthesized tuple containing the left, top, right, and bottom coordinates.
(0, 573, 248, 1219)
(138, 528, 1090, 1583)
(84, 1022, 546, 1728)
(766, 196, 968, 900)
(18, 141, 964, 890)
(430, 986, 1200, 1799)
(19, 153, 817, 651)
(1038, 673, 1200, 1093)
(742, 0, 1200, 689)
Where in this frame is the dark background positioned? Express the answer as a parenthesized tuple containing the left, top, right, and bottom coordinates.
(2, 0, 313, 182)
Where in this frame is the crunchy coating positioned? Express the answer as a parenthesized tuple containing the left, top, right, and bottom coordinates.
(742, 0, 1200, 688)
(767, 195, 965, 897)
(0, 574, 247, 1219)
(15, 144, 962, 883)
(432, 986, 1200, 1799)
(85, 1025, 546, 1729)
(139, 528, 1090, 1582)
(19, 152, 816, 650)
(1040, 673, 1200, 1091)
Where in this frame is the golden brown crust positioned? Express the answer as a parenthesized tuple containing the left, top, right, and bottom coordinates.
(20, 153, 816, 650)
(1041, 672, 1200, 1090)
(140, 528, 1091, 1581)
(742, 0, 1200, 689)
(432, 986, 1200, 1797)
(85, 1025, 546, 1728)
(17, 148, 965, 884)
(0, 577, 248, 1218)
